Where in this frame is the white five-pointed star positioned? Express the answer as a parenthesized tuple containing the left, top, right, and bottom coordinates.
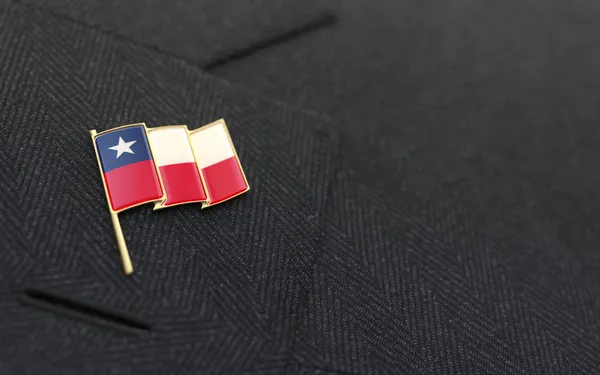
(109, 137, 137, 158)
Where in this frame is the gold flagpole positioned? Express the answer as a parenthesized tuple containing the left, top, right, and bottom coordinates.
(90, 129, 134, 276)
(109, 211, 134, 275)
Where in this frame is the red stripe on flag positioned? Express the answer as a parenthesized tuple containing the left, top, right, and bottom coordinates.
(104, 160, 163, 211)
(202, 157, 248, 205)
(159, 162, 207, 206)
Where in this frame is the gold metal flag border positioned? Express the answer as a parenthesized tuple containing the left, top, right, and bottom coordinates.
(90, 119, 249, 275)
(146, 124, 210, 211)
(192, 119, 250, 208)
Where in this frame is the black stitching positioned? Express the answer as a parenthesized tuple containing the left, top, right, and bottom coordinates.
(204, 12, 339, 71)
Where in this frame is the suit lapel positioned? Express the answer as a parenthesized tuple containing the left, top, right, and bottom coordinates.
(18, 0, 331, 68)
(0, 3, 340, 373)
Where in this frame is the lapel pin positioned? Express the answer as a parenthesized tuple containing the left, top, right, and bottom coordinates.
(90, 119, 249, 275)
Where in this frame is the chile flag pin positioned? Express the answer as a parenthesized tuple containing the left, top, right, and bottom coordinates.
(90, 120, 249, 275)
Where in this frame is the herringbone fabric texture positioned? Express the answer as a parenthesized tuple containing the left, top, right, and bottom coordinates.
(1, 1, 600, 374)
(19, 0, 330, 68)
(0, 3, 338, 374)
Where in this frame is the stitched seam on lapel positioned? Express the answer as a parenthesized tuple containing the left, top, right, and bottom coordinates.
(13, 0, 336, 68)
(288, 126, 343, 371)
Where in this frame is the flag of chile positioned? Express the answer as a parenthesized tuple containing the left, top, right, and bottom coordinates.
(147, 126, 207, 208)
(189, 121, 249, 206)
(94, 125, 164, 212)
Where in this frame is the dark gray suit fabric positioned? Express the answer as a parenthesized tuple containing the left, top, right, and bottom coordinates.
(2, 2, 600, 375)
(214, 2, 600, 373)
(19, 0, 330, 68)
(0, 2, 338, 374)
(211, 0, 600, 139)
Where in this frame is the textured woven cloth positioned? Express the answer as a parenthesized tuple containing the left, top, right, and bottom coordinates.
(1, 1, 600, 374)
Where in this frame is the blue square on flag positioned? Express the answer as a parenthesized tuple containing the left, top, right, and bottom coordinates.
(95, 124, 163, 211)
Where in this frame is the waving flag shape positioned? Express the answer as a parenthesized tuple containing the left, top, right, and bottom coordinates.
(93, 124, 164, 212)
(189, 120, 250, 207)
(147, 126, 207, 208)
(91, 119, 249, 275)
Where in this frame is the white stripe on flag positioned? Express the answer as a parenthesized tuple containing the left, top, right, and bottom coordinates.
(148, 126, 195, 167)
(190, 122, 235, 168)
